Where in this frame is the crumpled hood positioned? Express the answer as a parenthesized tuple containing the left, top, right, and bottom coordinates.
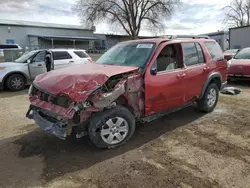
(33, 62, 139, 102)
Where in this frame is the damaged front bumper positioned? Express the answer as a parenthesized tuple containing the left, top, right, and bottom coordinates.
(26, 105, 69, 139)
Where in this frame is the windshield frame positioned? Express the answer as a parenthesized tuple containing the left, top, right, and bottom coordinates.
(14, 50, 38, 63)
(95, 41, 156, 69)
(234, 48, 250, 59)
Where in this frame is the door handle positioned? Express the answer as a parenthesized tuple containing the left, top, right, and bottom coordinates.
(177, 73, 186, 79)
(37, 64, 42, 67)
(69, 60, 74, 63)
(203, 67, 209, 71)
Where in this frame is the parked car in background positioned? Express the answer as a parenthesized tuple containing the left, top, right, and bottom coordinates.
(0, 49, 92, 91)
(223, 49, 239, 61)
(26, 36, 227, 148)
(227, 47, 250, 80)
(0, 44, 22, 50)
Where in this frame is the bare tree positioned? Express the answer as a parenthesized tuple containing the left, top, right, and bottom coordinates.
(75, 0, 181, 39)
(223, 0, 250, 27)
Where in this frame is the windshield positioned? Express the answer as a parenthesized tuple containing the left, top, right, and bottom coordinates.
(95, 42, 155, 68)
(234, 48, 250, 59)
(15, 51, 37, 63)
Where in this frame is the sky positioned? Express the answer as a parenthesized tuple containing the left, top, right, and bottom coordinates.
(0, 0, 231, 36)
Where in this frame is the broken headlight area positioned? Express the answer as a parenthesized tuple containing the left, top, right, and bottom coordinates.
(29, 85, 71, 108)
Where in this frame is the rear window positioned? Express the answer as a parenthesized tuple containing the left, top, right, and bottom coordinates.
(53, 51, 72, 60)
(204, 42, 224, 61)
(74, 51, 89, 58)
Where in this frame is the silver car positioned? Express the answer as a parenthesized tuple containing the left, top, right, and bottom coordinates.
(0, 49, 92, 91)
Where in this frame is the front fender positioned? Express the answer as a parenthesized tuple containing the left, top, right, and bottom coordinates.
(200, 72, 222, 99)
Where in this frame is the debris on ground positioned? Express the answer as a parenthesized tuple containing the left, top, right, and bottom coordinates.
(220, 87, 241, 95)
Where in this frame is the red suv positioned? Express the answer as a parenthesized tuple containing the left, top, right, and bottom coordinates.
(26, 36, 227, 148)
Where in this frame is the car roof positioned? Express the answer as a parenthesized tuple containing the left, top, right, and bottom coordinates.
(49, 48, 87, 52)
(121, 37, 216, 45)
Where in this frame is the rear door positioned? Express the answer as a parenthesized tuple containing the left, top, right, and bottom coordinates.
(28, 51, 46, 79)
(52, 51, 74, 69)
(181, 42, 209, 102)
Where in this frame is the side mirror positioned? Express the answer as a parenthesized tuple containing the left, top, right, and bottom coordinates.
(27, 59, 31, 63)
(150, 67, 157, 75)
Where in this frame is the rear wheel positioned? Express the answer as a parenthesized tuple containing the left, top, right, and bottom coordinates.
(88, 106, 135, 148)
(6, 74, 26, 91)
(198, 83, 219, 113)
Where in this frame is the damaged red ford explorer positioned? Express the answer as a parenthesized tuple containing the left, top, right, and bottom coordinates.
(26, 36, 228, 148)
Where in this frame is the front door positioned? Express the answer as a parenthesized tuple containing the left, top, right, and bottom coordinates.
(144, 42, 186, 116)
(28, 51, 46, 79)
(181, 42, 209, 102)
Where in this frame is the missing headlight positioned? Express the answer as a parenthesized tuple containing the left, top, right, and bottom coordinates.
(55, 95, 71, 108)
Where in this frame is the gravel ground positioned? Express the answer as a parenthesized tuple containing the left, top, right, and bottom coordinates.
(0, 82, 250, 188)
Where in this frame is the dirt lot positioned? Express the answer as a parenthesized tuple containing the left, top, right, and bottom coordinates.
(0, 82, 250, 188)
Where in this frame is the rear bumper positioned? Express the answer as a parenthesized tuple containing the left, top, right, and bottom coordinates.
(227, 74, 250, 80)
(26, 105, 68, 139)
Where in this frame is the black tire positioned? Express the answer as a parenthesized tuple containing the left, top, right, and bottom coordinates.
(6, 74, 26, 91)
(197, 83, 219, 113)
(88, 106, 136, 149)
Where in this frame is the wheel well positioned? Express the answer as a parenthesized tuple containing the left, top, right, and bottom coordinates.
(3, 72, 27, 87)
(115, 96, 134, 114)
(210, 77, 221, 90)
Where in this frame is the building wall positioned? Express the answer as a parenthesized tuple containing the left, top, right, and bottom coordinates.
(230, 26, 250, 49)
(0, 25, 94, 48)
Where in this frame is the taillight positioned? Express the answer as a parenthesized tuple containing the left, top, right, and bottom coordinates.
(87, 57, 92, 62)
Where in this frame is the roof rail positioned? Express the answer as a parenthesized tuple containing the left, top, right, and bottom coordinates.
(160, 35, 210, 39)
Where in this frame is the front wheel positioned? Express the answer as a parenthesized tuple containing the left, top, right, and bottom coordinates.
(197, 83, 219, 113)
(88, 106, 136, 148)
(6, 74, 26, 91)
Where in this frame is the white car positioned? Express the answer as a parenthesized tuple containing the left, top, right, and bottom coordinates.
(0, 49, 92, 91)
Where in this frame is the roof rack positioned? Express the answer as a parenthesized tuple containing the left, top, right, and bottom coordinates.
(160, 35, 210, 39)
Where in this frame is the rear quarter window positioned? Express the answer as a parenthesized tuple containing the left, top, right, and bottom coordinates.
(73, 51, 89, 58)
(53, 51, 72, 60)
(204, 42, 224, 61)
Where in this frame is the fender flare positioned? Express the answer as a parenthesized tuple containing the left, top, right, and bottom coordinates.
(200, 72, 222, 99)
(2, 71, 29, 85)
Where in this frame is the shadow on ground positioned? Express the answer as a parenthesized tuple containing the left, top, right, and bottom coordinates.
(12, 106, 205, 183)
(227, 80, 250, 88)
(0, 87, 29, 98)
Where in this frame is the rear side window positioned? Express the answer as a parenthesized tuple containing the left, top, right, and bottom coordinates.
(74, 51, 89, 58)
(53, 51, 72, 60)
(204, 42, 224, 61)
(183, 43, 199, 66)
